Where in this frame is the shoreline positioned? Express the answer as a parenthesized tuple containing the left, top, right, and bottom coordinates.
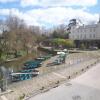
(2, 55, 100, 100)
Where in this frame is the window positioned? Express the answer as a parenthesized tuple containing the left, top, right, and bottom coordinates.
(90, 28, 92, 32)
(77, 35, 79, 39)
(84, 29, 86, 33)
(93, 28, 95, 32)
(93, 34, 95, 38)
(84, 34, 86, 39)
(80, 34, 82, 39)
(81, 29, 82, 32)
(90, 34, 92, 38)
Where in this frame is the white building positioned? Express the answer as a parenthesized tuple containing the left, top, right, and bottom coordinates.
(69, 22, 100, 40)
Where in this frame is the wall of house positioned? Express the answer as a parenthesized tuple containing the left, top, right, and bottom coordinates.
(96, 23, 100, 39)
(69, 24, 100, 40)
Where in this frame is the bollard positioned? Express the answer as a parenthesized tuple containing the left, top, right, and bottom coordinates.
(87, 66, 89, 69)
(40, 86, 44, 90)
(56, 80, 59, 84)
(68, 76, 71, 79)
(81, 69, 84, 72)
(76, 72, 78, 75)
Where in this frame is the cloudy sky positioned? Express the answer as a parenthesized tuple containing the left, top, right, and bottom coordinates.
(0, 0, 100, 27)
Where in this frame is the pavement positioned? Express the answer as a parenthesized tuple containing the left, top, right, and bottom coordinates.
(29, 62, 100, 100)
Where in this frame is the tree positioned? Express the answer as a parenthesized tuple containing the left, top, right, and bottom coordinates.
(68, 19, 77, 30)
(52, 30, 59, 38)
(51, 38, 75, 48)
(80, 43, 86, 49)
(50, 24, 70, 39)
(4, 15, 40, 56)
(4, 16, 24, 57)
(0, 15, 50, 60)
(64, 39, 75, 48)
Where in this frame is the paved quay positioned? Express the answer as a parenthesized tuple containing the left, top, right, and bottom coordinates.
(0, 52, 100, 100)
(29, 62, 100, 100)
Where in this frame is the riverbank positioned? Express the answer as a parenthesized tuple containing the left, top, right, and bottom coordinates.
(1, 51, 100, 100)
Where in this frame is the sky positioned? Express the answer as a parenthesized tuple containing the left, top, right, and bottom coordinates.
(0, 0, 100, 28)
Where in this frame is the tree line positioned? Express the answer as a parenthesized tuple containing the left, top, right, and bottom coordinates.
(0, 15, 45, 60)
(0, 16, 77, 60)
